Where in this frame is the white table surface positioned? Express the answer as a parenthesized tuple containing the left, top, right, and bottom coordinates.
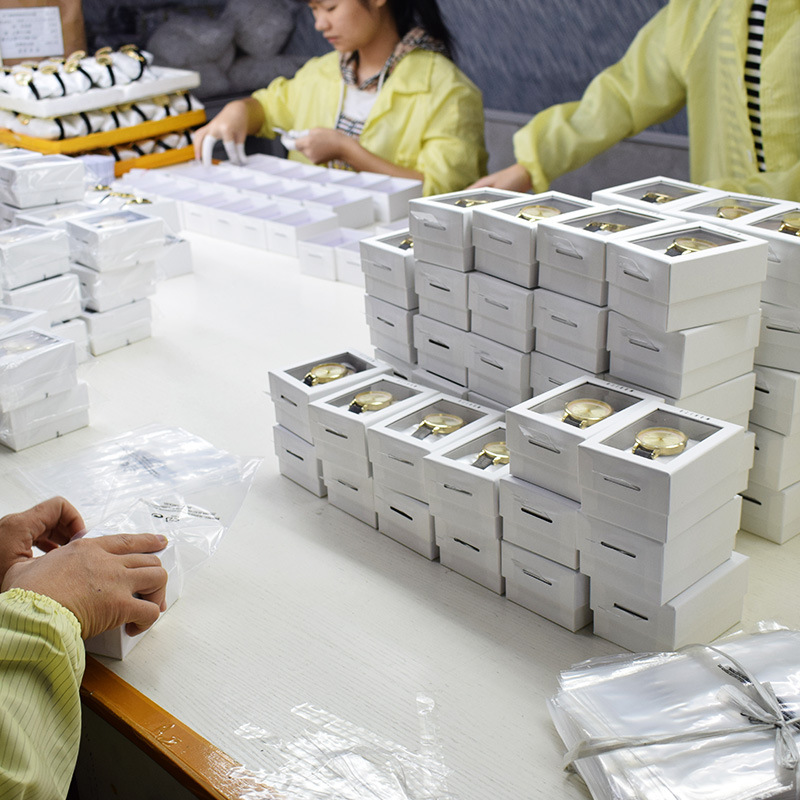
(2, 231, 799, 800)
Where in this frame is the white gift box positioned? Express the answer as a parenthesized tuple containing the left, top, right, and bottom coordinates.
(578, 403, 753, 541)
(365, 295, 417, 363)
(321, 460, 376, 527)
(51, 318, 89, 364)
(0, 154, 84, 208)
(530, 351, 602, 398)
(0, 328, 77, 412)
(591, 176, 724, 213)
(335, 239, 366, 287)
(533, 289, 609, 374)
(0, 379, 89, 451)
(374, 483, 437, 559)
(298, 227, 369, 283)
(465, 390, 506, 411)
(367, 394, 503, 502)
(360, 229, 417, 308)
(308, 170, 421, 222)
(273, 423, 326, 497)
(413, 315, 469, 386)
(14, 201, 101, 229)
(308, 374, 436, 477)
(374, 349, 415, 382)
(498, 474, 586, 570)
(591, 551, 749, 653)
(752, 365, 800, 436)
(468, 272, 535, 352)
(740, 478, 800, 544)
(72, 260, 156, 312)
(4, 272, 81, 324)
(506, 376, 659, 501)
(410, 368, 469, 398)
(471, 192, 600, 287)
(415, 261, 471, 331)
(436, 520, 504, 594)
(501, 542, 591, 632)
(665, 190, 784, 227)
(296, 185, 374, 229)
(749, 422, 800, 491)
(413, 239, 474, 272)
(156, 234, 193, 279)
(605, 223, 767, 331)
(204, 196, 274, 248)
(466, 332, 532, 408)
(67, 209, 165, 271)
(537, 206, 681, 306)
(580, 495, 740, 606)
(79, 298, 152, 356)
(755, 302, 800, 371)
(0, 225, 69, 289)
(266, 206, 339, 257)
(607, 310, 760, 398)
(0, 304, 48, 336)
(269, 350, 389, 443)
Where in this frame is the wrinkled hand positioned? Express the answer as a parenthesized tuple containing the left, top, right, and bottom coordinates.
(0, 497, 84, 585)
(294, 127, 353, 165)
(469, 162, 533, 192)
(193, 99, 251, 166)
(2, 533, 169, 640)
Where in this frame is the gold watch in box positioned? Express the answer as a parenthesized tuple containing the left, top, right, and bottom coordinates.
(347, 390, 393, 414)
(778, 212, 800, 236)
(303, 362, 351, 387)
(471, 441, 510, 469)
(516, 204, 561, 221)
(631, 426, 688, 459)
(664, 237, 716, 256)
(411, 412, 464, 439)
(561, 398, 614, 428)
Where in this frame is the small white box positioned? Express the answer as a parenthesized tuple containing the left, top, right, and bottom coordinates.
(413, 239, 474, 271)
(752, 365, 800, 436)
(436, 520, 504, 594)
(740, 478, 800, 544)
(506, 376, 659, 501)
(79, 297, 151, 339)
(0, 304, 48, 336)
(755, 303, 800, 372)
(537, 205, 681, 306)
(605, 223, 767, 331)
(498, 474, 586, 570)
(374, 348, 415, 381)
(365, 295, 417, 363)
(415, 261, 470, 331)
(591, 176, 724, 213)
(155, 235, 193, 279)
(14, 201, 97, 230)
(368, 394, 503, 501)
(374, 483, 437, 559)
(465, 390, 506, 411)
(591, 551, 749, 653)
(266, 206, 339, 257)
(607, 310, 760, 398)
(4, 272, 81, 324)
(273, 423, 326, 497)
(308, 374, 436, 477)
(530, 351, 602, 397)
(359, 230, 415, 295)
(302, 185, 375, 229)
(72, 260, 156, 313)
(533, 289, 609, 374)
(298, 227, 369, 282)
(51, 318, 89, 363)
(269, 350, 390, 443)
(0, 154, 84, 208)
(413, 315, 469, 386)
(0, 328, 77, 412)
(322, 460, 376, 527)
(468, 272, 535, 352)
(580, 495, 740, 605)
(578, 404, 752, 540)
(665, 190, 784, 226)
(501, 542, 591, 632)
(410, 368, 469, 398)
(466, 332, 532, 408)
(0, 225, 69, 289)
(749, 422, 800, 491)
(86, 318, 151, 356)
(335, 239, 366, 287)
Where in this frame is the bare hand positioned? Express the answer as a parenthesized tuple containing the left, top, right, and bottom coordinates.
(469, 163, 533, 192)
(294, 127, 353, 165)
(2, 533, 169, 640)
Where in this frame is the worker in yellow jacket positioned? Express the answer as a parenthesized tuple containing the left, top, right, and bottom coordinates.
(193, 0, 487, 196)
(475, 0, 800, 202)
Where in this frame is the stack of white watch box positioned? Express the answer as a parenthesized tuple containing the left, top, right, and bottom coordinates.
(268, 351, 391, 497)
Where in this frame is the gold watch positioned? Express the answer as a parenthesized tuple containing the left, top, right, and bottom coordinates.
(640, 191, 674, 204)
(716, 204, 751, 220)
(561, 398, 614, 429)
(632, 427, 688, 459)
(453, 197, 488, 207)
(664, 237, 717, 256)
(411, 412, 464, 439)
(778, 212, 800, 236)
(471, 441, 510, 469)
(583, 220, 631, 233)
(397, 236, 413, 250)
(347, 390, 393, 414)
(303, 362, 350, 386)
(516, 204, 561, 221)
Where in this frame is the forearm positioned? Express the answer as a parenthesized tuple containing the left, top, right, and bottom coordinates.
(341, 138, 423, 182)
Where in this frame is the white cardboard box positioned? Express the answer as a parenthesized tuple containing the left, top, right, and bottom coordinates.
(413, 315, 470, 386)
(591, 176, 724, 213)
(360, 229, 417, 308)
(410, 368, 469, 399)
(365, 295, 417, 363)
(374, 483, 437, 559)
(465, 390, 506, 411)
(466, 332, 532, 408)
(14, 201, 98, 230)
(0, 304, 49, 337)
(749, 422, 800, 491)
(415, 261, 471, 331)
(0, 154, 84, 208)
(0, 225, 69, 289)
(156, 235, 193, 279)
(740, 478, 800, 544)
(751, 365, 800, 436)
(374, 348, 415, 382)
(266, 206, 339, 257)
(273, 423, 326, 497)
(335, 239, 366, 287)
(436, 520, 504, 594)
(530, 351, 603, 398)
(665, 190, 784, 227)
(413, 239, 475, 272)
(298, 227, 370, 283)
(755, 303, 800, 372)
(72, 260, 156, 313)
(322, 460, 376, 527)
(468, 272, 535, 352)
(86, 317, 151, 356)
(51, 318, 89, 364)
(4, 272, 81, 324)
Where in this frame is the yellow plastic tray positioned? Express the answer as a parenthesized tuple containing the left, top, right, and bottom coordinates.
(113, 146, 196, 176)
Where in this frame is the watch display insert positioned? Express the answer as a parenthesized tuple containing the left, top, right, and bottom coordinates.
(568, 208, 663, 234)
(386, 398, 486, 439)
(629, 226, 739, 255)
(289, 352, 368, 386)
(526, 382, 642, 428)
(617, 180, 700, 204)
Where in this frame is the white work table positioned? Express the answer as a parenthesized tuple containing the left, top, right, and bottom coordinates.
(2, 232, 799, 800)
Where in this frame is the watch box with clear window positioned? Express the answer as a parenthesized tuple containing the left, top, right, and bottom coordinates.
(297, 227, 370, 283)
(415, 261, 471, 331)
(436, 522, 504, 594)
(3, 272, 81, 325)
(0, 225, 69, 289)
(273, 423, 326, 497)
(468, 272, 535, 352)
(0, 304, 49, 337)
(530, 351, 603, 398)
(321, 460, 376, 528)
(755, 302, 800, 373)
(0, 154, 85, 208)
(466, 332, 533, 408)
(413, 315, 470, 387)
(364, 295, 417, 363)
(748, 422, 800, 492)
(751, 365, 800, 436)
(360, 229, 418, 309)
(72, 260, 156, 313)
(740, 478, 800, 544)
(373, 483, 437, 559)
(409, 367, 469, 399)
(590, 176, 724, 214)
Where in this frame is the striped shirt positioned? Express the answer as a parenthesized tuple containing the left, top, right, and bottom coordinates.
(745, 0, 769, 171)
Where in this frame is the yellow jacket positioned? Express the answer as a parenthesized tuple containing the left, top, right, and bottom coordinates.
(0, 589, 84, 800)
(514, 0, 800, 201)
(252, 50, 487, 196)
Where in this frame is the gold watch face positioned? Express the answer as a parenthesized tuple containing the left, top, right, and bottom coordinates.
(716, 204, 751, 220)
(308, 362, 349, 383)
(453, 198, 488, 207)
(481, 441, 510, 464)
(778, 212, 800, 235)
(640, 191, 674, 204)
(633, 426, 688, 457)
(352, 390, 393, 411)
(585, 220, 631, 233)
(516, 204, 561, 221)
(563, 398, 614, 427)
(397, 236, 413, 250)
(421, 412, 464, 435)
(669, 237, 717, 254)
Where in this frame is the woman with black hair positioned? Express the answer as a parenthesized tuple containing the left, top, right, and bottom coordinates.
(193, 0, 487, 195)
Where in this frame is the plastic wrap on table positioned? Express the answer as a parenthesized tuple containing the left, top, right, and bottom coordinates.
(0, 225, 69, 290)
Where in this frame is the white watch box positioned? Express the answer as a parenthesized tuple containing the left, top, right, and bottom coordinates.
(14, 201, 98, 230)
(664, 190, 784, 227)
(607, 310, 760, 398)
(273, 423, 326, 497)
(468, 272, 535, 352)
(740, 478, 800, 544)
(4, 272, 81, 324)
(536, 205, 681, 306)
(465, 390, 506, 412)
(415, 261, 471, 331)
(268, 350, 390, 443)
(0, 154, 84, 208)
(367, 394, 502, 502)
(413, 314, 469, 386)
(752, 365, 800, 436)
(321, 460, 376, 528)
(365, 295, 417, 363)
(749, 422, 800, 491)
(530, 351, 602, 398)
(200, 196, 271, 249)
(466, 332, 532, 408)
(308, 170, 420, 222)
(605, 223, 767, 331)
(578, 403, 753, 540)
(591, 176, 724, 214)
(298, 185, 374, 229)
(580, 495, 740, 606)
(308, 374, 437, 477)
(533, 289, 609, 374)
(590, 551, 749, 653)
(374, 348, 415, 381)
(79, 296, 151, 338)
(72, 260, 156, 313)
(0, 328, 78, 412)
(0, 304, 49, 337)
(436, 521, 504, 594)
(298, 227, 369, 283)
(51, 318, 89, 364)
(498, 474, 586, 570)
(410, 368, 469, 399)
(474, 246, 539, 289)
(506, 376, 659, 501)
(86, 318, 152, 356)
(334, 239, 366, 287)
(0, 225, 69, 289)
(360, 229, 417, 307)
(156, 235, 193, 279)
(755, 303, 800, 372)
(374, 482, 437, 559)
(501, 541, 591, 632)
(266, 206, 339, 257)
(413, 239, 475, 272)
